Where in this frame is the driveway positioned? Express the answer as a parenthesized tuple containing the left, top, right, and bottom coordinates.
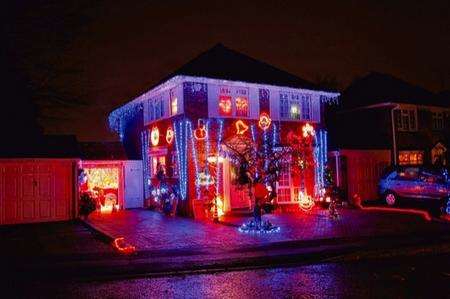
(85, 208, 450, 252)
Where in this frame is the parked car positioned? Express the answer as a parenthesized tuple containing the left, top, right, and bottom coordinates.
(378, 166, 450, 215)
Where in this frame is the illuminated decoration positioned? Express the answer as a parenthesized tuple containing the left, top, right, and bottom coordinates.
(141, 130, 151, 198)
(272, 123, 278, 145)
(174, 120, 188, 199)
(100, 203, 120, 213)
(194, 120, 207, 140)
(197, 172, 215, 186)
(216, 119, 224, 195)
(207, 155, 224, 164)
(238, 220, 280, 234)
(235, 120, 249, 135)
(188, 121, 200, 199)
(314, 129, 327, 196)
(166, 126, 174, 145)
(150, 126, 160, 146)
(302, 123, 315, 138)
(108, 102, 143, 141)
(113, 237, 136, 254)
(85, 168, 119, 190)
(213, 196, 224, 217)
(235, 96, 249, 117)
(290, 104, 299, 118)
(258, 112, 272, 131)
(298, 192, 315, 212)
(219, 96, 232, 116)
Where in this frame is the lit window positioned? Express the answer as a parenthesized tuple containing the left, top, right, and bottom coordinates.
(235, 97, 249, 117)
(290, 102, 300, 119)
(396, 109, 418, 131)
(170, 97, 178, 116)
(151, 156, 166, 176)
(398, 151, 423, 165)
(219, 95, 232, 116)
(432, 112, 444, 130)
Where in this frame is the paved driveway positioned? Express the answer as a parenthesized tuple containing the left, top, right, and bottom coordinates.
(86, 208, 450, 252)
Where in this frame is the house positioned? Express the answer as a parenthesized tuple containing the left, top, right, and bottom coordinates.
(109, 44, 339, 217)
(328, 72, 450, 201)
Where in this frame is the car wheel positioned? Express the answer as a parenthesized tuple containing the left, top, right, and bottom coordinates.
(385, 192, 397, 206)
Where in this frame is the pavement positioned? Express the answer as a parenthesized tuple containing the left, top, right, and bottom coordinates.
(85, 208, 450, 252)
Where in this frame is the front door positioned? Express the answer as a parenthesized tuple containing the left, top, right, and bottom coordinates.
(229, 164, 251, 210)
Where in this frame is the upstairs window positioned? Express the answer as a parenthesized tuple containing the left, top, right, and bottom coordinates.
(148, 100, 154, 121)
(290, 94, 301, 120)
(432, 112, 444, 130)
(235, 96, 249, 117)
(301, 95, 311, 120)
(170, 89, 178, 116)
(396, 109, 417, 131)
(280, 92, 289, 119)
(218, 86, 232, 116)
(219, 95, 232, 116)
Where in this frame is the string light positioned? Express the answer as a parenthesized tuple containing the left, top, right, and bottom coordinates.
(174, 120, 188, 199)
(216, 119, 224, 195)
(188, 121, 200, 199)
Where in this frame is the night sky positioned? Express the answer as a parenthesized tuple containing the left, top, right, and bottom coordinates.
(3, 0, 450, 141)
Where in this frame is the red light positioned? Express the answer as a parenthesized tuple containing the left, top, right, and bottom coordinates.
(361, 206, 432, 221)
(113, 237, 136, 254)
(258, 112, 272, 131)
(235, 120, 249, 135)
(166, 126, 174, 145)
(150, 126, 159, 146)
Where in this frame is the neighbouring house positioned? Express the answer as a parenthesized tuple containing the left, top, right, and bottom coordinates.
(108, 44, 339, 217)
(328, 72, 450, 202)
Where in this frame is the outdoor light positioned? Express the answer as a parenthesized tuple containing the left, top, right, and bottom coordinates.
(150, 126, 160, 146)
(258, 112, 272, 131)
(166, 126, 174, 145)
(235, 120, 249, 135)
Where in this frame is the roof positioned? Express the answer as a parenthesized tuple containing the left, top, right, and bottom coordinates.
(155, 43, 335, 92)
(340, 72, 448, 109)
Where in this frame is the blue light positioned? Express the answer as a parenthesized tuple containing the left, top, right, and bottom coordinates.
(216, 119, 224, 194)
(174, 120, 188, 200)
(188, 121, 200, 199)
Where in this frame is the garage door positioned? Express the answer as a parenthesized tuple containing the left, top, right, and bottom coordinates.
(0, 159, 76, 225)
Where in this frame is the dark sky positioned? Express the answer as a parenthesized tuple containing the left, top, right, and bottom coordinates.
(4, 0, 450, 141)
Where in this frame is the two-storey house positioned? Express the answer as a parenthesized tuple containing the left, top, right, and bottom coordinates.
(109, 44, 339, 216)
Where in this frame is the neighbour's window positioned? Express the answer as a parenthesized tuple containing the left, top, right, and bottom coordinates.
(432, 112, 444, 130)
(398, 151, 424, 165)
(396, 109, 418, 131)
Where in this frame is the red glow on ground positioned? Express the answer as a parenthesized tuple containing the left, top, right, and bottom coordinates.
(360, 206, 432, 221)
(113, 237, 136, 254)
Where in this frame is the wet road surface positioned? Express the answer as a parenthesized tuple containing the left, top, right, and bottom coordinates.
(9, 254, 450, 298)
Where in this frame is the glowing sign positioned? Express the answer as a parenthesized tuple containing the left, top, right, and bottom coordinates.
(258, 112, 272, 131)
(166, 126, 174, 145)
(235, 120, 249, 135)
(302, 123, 315, 138)
(219, 96, 232, 116)
(150, 126, 160, 146)
(194, 123, 207, 140)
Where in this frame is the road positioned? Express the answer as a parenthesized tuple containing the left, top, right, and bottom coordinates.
(7, 254, 450, 298)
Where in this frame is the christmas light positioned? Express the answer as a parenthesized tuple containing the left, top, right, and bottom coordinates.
(235, 120, 249, 135)
(219, 96, 232, 116)
(298, 192, 314, 212)
(174, 120, 188, 199)
(150, 126, 160, 146)
(302, 123, 315, 138)
(113, 237, 136, 254)
(216, 119, 224, 195)
(166, 126, 174, 145)
(258, 112, 272, 131)
(188, 121, 200, 199)
(194, 121, 207, 140)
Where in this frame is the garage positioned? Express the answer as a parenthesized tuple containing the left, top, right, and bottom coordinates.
(0, 159, 77, 225)
(79, 160, 143, 212)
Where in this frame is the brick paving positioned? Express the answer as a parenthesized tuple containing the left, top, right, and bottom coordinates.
(86, 208, 450, 252)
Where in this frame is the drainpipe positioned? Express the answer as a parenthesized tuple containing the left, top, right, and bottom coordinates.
(390, 105, 400, 165)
